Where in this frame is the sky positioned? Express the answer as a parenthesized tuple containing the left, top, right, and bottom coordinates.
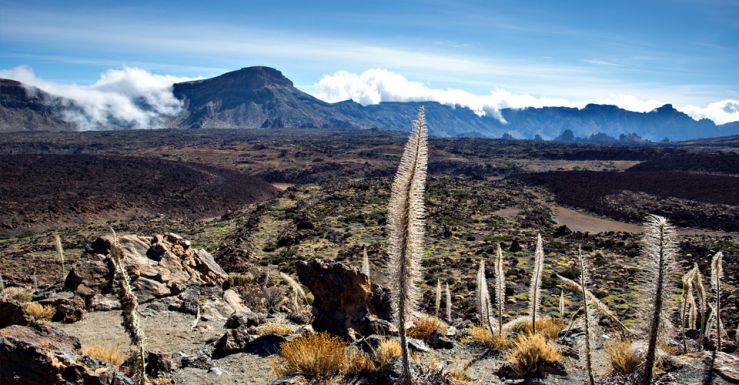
(1, 0, 738, 126)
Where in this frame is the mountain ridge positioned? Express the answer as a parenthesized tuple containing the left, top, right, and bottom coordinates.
(1, 66, 738, 141)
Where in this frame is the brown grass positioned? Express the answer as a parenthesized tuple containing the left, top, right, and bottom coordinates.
(508, 317, 563, 340)
(408, 315, 448, 343)
(272, 332, 375, 378)
(375, 339, 402, 367)
(259, 323, 294, 336)
(466, 324, 512, 350)
(2, 287, 33, 303)
(505, 334, 562, 377)
(83, 345, 128, 366)
(25, 302, 55, 321)
(606, 339, 642, 375)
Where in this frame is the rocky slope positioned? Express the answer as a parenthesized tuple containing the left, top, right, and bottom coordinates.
(0, 79, 75, 132)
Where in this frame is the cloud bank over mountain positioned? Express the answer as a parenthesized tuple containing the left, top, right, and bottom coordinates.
(0, 66, 199, 129)
(313, 69, 739, 125)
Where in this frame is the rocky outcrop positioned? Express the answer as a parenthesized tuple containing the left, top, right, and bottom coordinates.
(0, 324, 131, 385)
(0, 298, 34, 327)
(65, 233, 227, 305)
(296, 259, 391, 339)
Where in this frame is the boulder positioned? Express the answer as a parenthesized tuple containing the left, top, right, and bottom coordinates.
(39, 292, 85, 323)
(64, 233, 228, 307)
(296, 259, 378, 338)
(244, 335, 286, 357)
(0, 324, 131, 385)
(224, 309, 265, 329)
(144, 351, 173, 378)
(0, 298, 34, 327)
(213, 328, 255, 358)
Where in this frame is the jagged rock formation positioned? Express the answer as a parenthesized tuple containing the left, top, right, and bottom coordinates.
(0, 79, 74, 132)
(65, 233, 227, 305)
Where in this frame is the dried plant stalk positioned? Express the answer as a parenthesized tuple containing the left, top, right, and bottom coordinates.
(362, 246, 371, 285)
(445, 283, 452, 324)
(385, 107, 428, 384)
(476, 259, 494, 334)
(529, 234, 545, 334)
(434, 279, 442, 318)
(710, 251, 723, 351)
(494, 243, 506, 335)
(54, 232, 65, 279)
(578, 247, 595, 385)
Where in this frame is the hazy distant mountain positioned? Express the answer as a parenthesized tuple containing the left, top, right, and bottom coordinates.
(2, 66, 738, 141)
(0, 79, 74, 132)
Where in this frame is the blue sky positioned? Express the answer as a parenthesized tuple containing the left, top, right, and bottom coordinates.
(1, 0, 738, 123)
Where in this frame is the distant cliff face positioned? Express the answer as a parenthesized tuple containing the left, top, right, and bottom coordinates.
(0, 79, 74, 132)
(2, 66, 738, 141)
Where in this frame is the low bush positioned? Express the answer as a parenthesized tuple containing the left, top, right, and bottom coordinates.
(408, 315, 448, 343)
(466, 324, 512, 350)
(83, 344, 128, 366)
(2, 287, 33, 303)
(25, 302, 55, 320)
(505, 334, 562, 377)
(375, 339, 402, 368)
(259, 323, 294, 336)
(606, 339, 642, 375)
(272, 332, 375, 379)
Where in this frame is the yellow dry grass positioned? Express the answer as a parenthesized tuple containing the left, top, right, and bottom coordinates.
(606, 339, 642, 375)
(272, 332, 375, 378)
(466, 324, 512, 350)
(25, 302, 55, 321)
(259, 323, 294, 336)
(83, 345, 128, 366)
(408, 315, 448, 343)
(507, 317, 563, 340)
(505, 334, 562, 377)
(375, 339, 402, 367)
(2, 287, 33, 303)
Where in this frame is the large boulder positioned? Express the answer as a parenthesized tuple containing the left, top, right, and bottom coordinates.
(0, 298, 34, 328)
(296, 259, 388, 339)
(0, 324, 131, 385)
(65, 233, 227, 305)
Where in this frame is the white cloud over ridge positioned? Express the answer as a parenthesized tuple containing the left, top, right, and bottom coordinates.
(0, 66, 199, 130)
(314, 69, 739, 125)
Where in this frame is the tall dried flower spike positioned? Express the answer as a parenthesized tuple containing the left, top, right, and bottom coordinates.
(280, 272, 307, 312)
(435, 279, 442, 317)
(639, 215, 678, 385)
(362, 246, 371, 285)
(494, 243, 506, 334)
(680, 268, 696, 353)
(529, 233, 545, 334)
(557, 274, 629, 334)
(54, 232, 65, 279)
(386, 107, 428, 384)
(578, 246, 595, 385)
(445, 283, 452, 323)
(110, 232, 147, 385)
(710, 251, 723, 351)
(559, 290, 566, 322)
(476, 259, 494, 334)
(692, 263, 707, 346)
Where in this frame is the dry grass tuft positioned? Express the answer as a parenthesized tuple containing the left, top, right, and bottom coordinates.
(2, 287, 33, 303)
(467, 324, 512, 350)
(408, 315, 448, 343)
(226, 273, 254, 288)
(375, 339, 402, 367)
(259, 323, 294, 336)
(606, 339, 642, 375)
(505, 334, 562, 377)
(508, 317, 563, 340)
(272, 332, 375, 378)
(83, 344, 128, 366)
(25, 302, 55, 320)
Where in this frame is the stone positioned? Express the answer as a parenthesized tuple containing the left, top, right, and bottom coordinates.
(89, 294, 120, 311)
(224, 309, 265, 329)
(296, 259, 376, 338)
(0, 324, 131, 385)
(64, 233, 228, 308)
(39, 293, 85, 323)
(145, 351, 173, 378)
(244, 334, 286, 357)
(0, 298, 34, 327)
(212, 328, 255, 358)
(407, 337, 430, 352)
(429, 332, 454, 349)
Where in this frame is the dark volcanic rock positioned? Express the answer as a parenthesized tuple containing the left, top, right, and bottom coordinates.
(0, 324, 131, 385)
(0, 298, 34, 327)
(224, 309, 265, 329)
(213, 328, 255, 358)
(296, 258, 378, 338)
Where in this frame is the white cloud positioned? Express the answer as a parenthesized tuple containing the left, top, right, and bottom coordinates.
(0, 66, 199, 129)
(678, 100, 739, 125)
(313, 68, 739, 125)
